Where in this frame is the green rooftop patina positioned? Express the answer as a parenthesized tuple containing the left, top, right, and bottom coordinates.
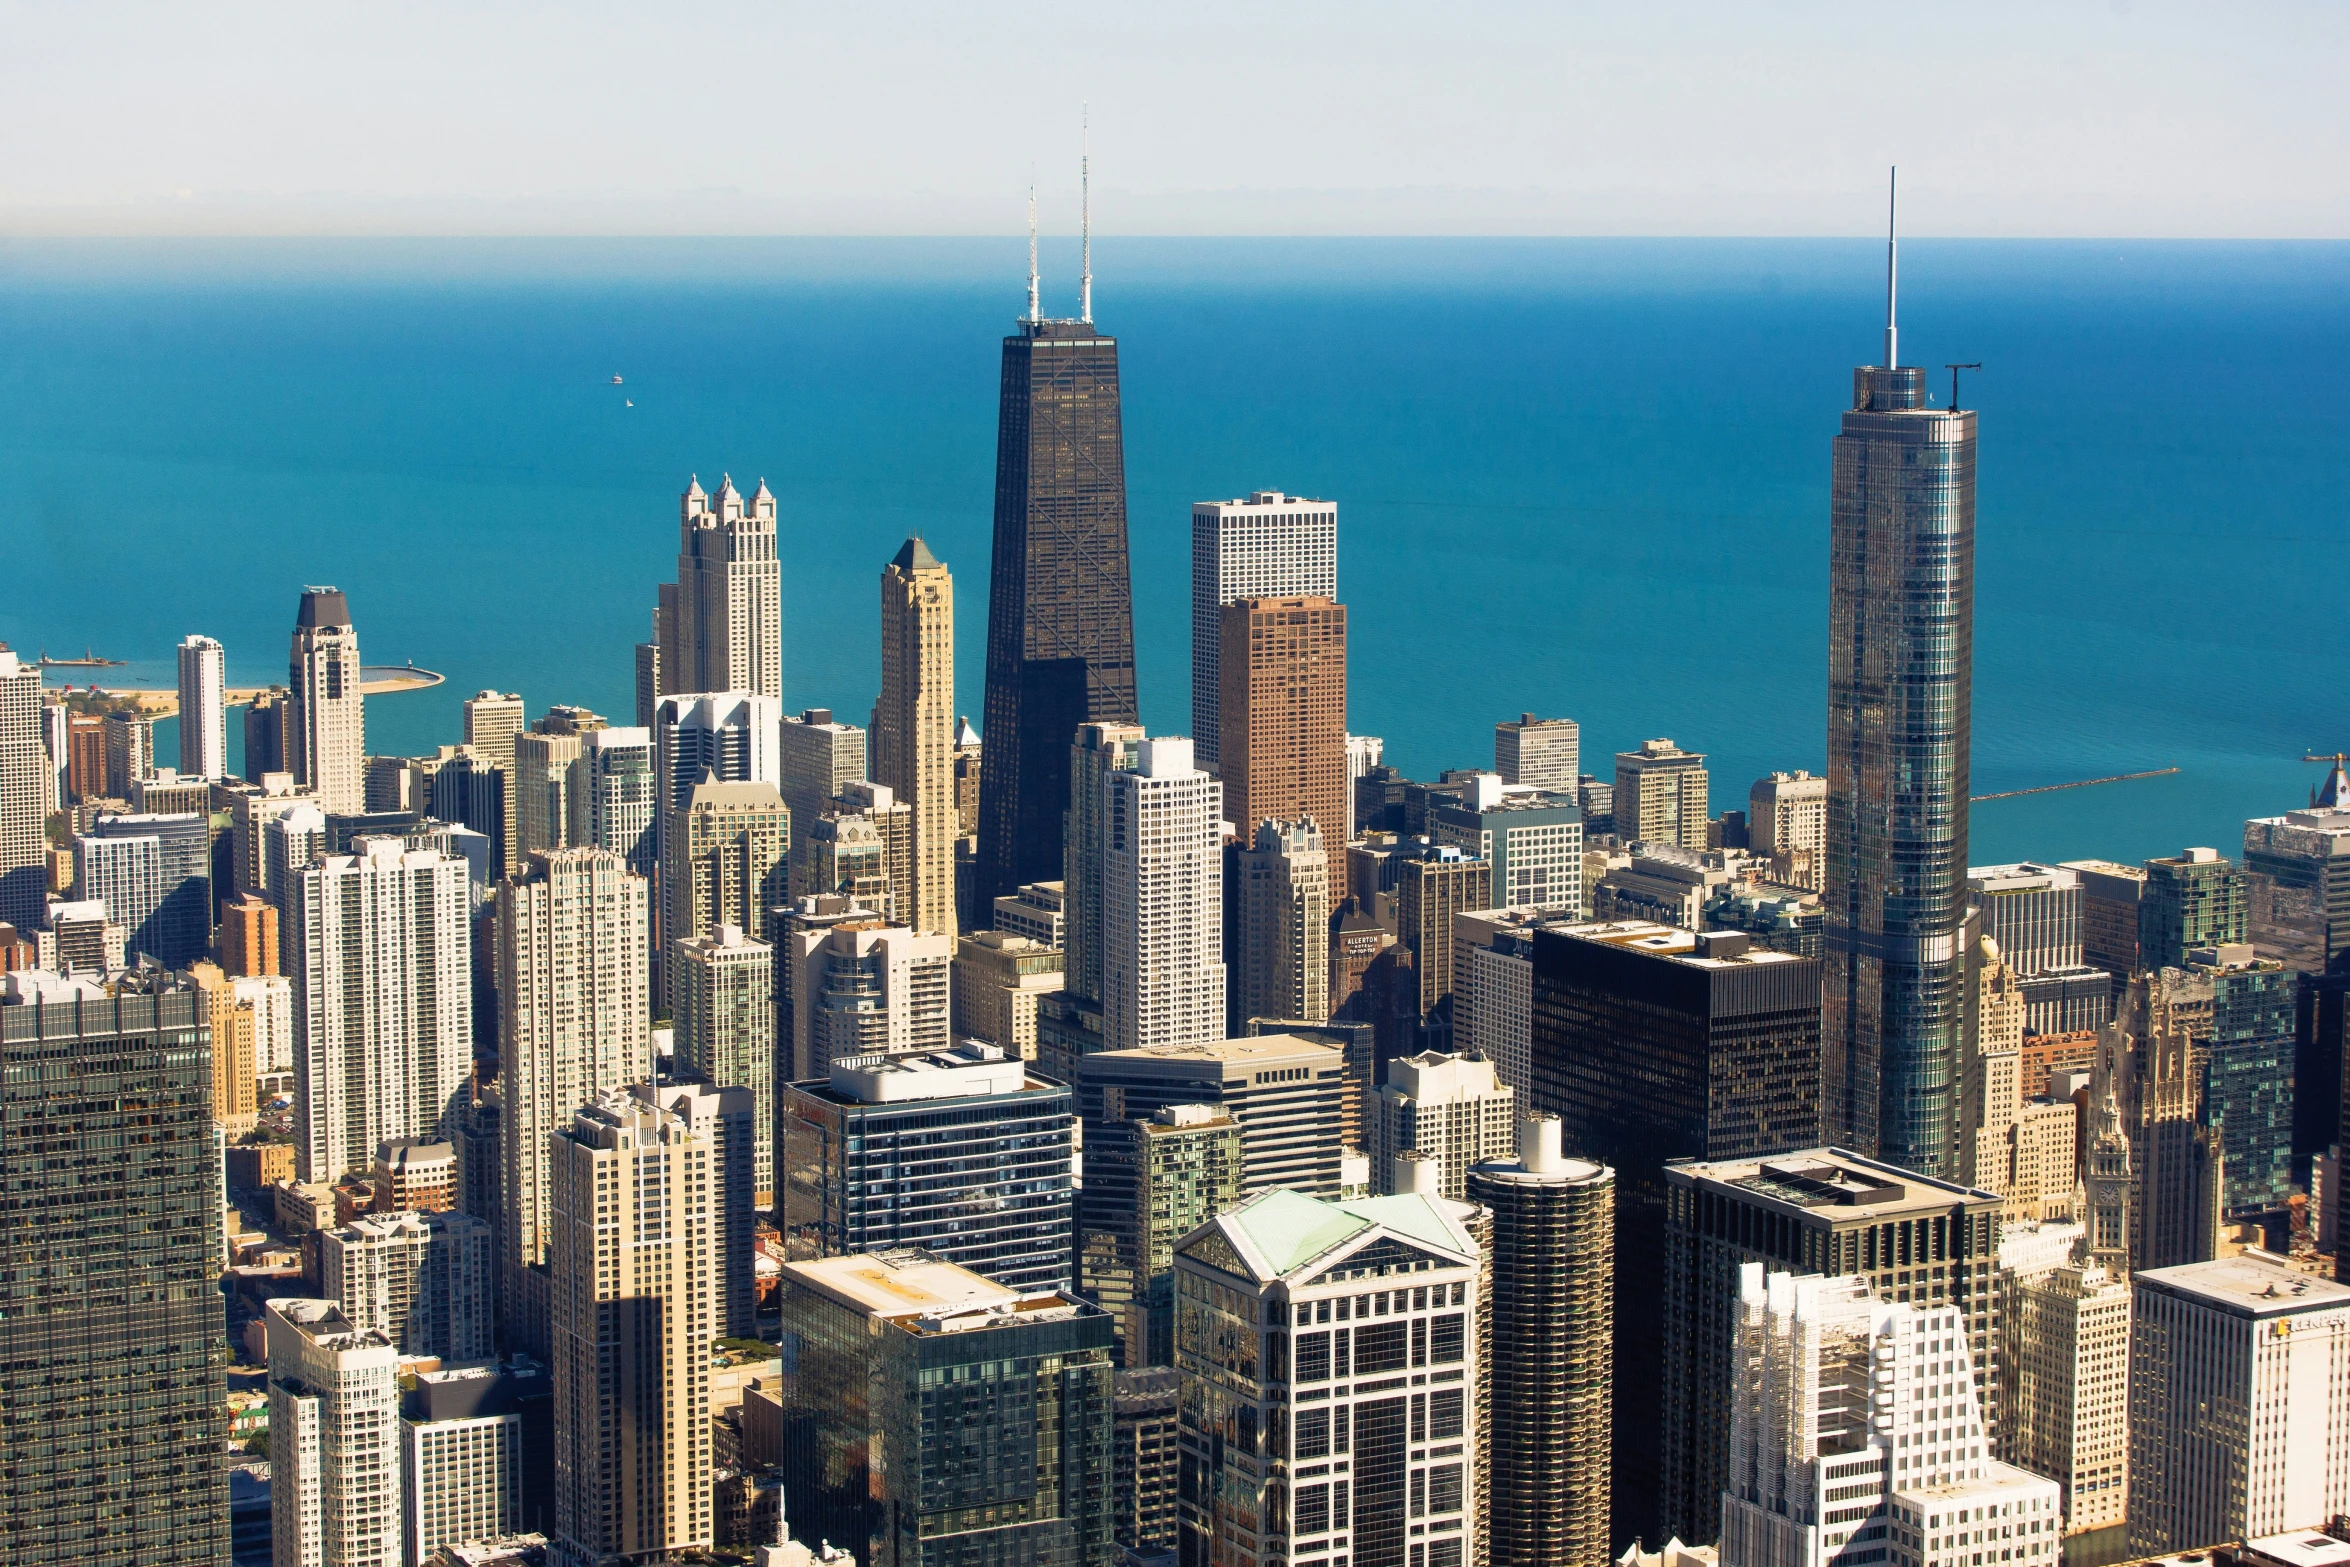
(1225, 1189, 1372, 1276)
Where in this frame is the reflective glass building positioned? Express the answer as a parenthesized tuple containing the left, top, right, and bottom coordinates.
(975, 316, 1139, 913)
(1823, 353, 1976, 1174)
(0, 971, 227, 1565)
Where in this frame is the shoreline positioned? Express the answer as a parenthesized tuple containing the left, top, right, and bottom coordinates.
(65, 666, 446, 719)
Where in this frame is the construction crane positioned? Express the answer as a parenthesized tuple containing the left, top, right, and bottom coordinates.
(2301, 753, 2350, 808)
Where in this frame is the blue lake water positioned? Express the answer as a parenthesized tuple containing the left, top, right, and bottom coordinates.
(1, 235, 2344, 867)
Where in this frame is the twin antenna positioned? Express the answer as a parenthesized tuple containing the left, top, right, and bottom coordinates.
(1025, 106, 1095, 326)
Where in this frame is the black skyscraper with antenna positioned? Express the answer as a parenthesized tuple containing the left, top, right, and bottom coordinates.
(974, 135, 1139, 914)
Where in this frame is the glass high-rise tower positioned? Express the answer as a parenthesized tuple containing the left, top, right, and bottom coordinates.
(1823, 175, 1976, 1174)
(975, 201, 1138, 913)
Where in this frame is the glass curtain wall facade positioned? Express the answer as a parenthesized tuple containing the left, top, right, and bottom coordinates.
(0, 975, 227, 1565)
(975, 318, 1139, 912)
(1823, 363, 1976, 1174)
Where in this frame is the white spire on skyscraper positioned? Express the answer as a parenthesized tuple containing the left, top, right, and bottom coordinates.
(1080, 105, 1093, 325)
(1027, 184, 1040, 324)
(1884, 165, 1899, 370)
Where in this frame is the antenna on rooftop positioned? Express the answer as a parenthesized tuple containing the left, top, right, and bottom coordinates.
(1884, 166, 1899, 370)
(1080, 104, 1094, 325)
(1945, 363, 1982, 412)
(1027, 183, 1040, 325)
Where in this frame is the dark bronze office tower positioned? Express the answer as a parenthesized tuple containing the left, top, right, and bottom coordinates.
(0, 971, 227, 1565)
(974, 199, 1138, 915)
(1824, 172, 1976, 1173)
(1528, 921, 1821, 1549)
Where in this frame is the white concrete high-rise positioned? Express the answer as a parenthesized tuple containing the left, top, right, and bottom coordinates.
(1233, 817, 1330, 1029)
(402, 1365, 531, 1567)
(654, 690, 782, 812)
(875, 537, 958, 938)
(291, 836, 473, 1182)
(1190, 491, 1337, 772)
(778, 707, 866, 891)
(550, 1089, 718, 1563)
(672, 923, 777, 1206)
(1719, 1265, 2063, 1567)
(513, 728, 581, 860)
(286, 587, 366, 814)
(1102, 737, 1225, 1052)
(176, 633, 227, 779)
(658, 474, 783, 705)
(578, 725, 659, 875)
(315, 1209, 495, 1362)
(1450, 907, 1553, 1100)
(1372, 1048, 1517, 1200)
(0, 649, 42, 931)
(463, 690, 527, 872)
(267, 1297, 403, 1567)
(2128, 1254, 2350, 1553)
(497, 848, 650, 1326)
(788, 919, 952, 1079)
(1495, 713, 1580, 792)
(1749, 770, 1828, 887)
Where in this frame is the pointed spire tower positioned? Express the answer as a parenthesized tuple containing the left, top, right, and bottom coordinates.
(1822, 168, 1978, 1172)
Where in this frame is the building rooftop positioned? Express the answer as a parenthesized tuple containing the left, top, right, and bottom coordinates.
(786, 1250, 1019, 1319)
(1086, 1033, 1345, 1069)
(818, 1041, 1050, 1105)
(783, 1248, 1092, 1336)
(1193, 1186, 1481, 1282)
(2242, 1533, 2350, 1567)
(1668, 1147, 2000, 1216)
(1966, 862, 2081, 892)
(1550, 919, 1807, 969)
(1893, 1458, 2058, 1504)
(2137, 1252, 2350, 1317)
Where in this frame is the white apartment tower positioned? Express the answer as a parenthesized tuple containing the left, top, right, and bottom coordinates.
(1235, 817, 1331, 1029)
(1450, 908, 1549, 1100)
(550, 1089, 718, 1563)
(579, 725, 659, 875)
(660, 474, 783, 703)
(1102, 737, 1226, 1052)
(1749, 771, 1828, 887)
(177, 633, 227, 779)
(1718, 1265, 2063, 1567)
(875, 538, 959, 939)
(292, 837, 473, 1183)
(673, 923, 778, 1205)
(513, 728, 582, 860)
(402, 1365, 531, 1567)
(267, 1297, 403, 1567)
(315, 1209, 496, 1362)
(2127, 1255, 2350, 1554)
(1495, 713, 1580, 792)
(497, 848, 650, 1313)
(1191, 491, 1338, 771)
(1372, 1048, 1517, 1200)
(654, 690, 782, 811)
(287, 587, 366, 814)
(788, 919, 952, 1079)
(0, 649, 44, 930)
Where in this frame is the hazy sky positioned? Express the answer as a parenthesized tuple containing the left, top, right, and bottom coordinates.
(4, 1, 2343, 237)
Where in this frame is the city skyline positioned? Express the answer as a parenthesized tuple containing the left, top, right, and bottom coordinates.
(0, 49, 2342, 1564)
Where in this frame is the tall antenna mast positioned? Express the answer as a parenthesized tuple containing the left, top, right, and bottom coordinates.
(1027, 183, 1040, 325)
(1080, 104, 1094, 325)
(1884, 165, 1899, 370)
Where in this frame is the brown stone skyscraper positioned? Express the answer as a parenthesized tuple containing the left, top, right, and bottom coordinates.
(1218, 596, 1347, 839)
(874, 539, 958, 938)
